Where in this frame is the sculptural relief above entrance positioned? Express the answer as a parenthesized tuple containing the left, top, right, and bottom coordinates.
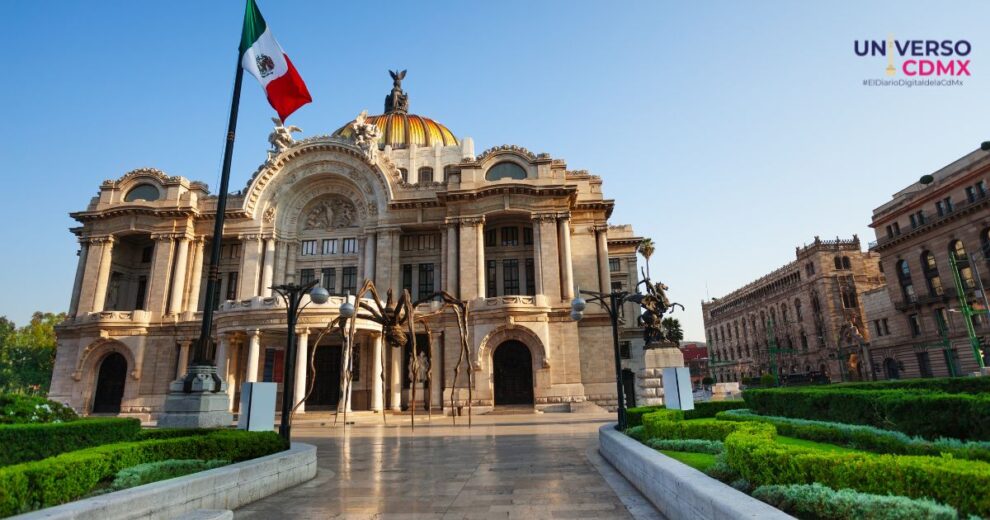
(303, 196, 358, 230)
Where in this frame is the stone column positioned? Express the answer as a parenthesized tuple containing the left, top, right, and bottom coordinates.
(168, 237, 190, 315)
(147, 234, 175, 315)
(294, 329, 309, 413)
(537, 214, 561, 300)
(239, 235, 263, 298)
(430, 334, 442, 409)
(274, 240, 289, 286)
(245, 329, 261, 383)
(215, 333, 230, 379)
(285, 240, 297, 283)
(261, 238, 276, 297)
(89, 236, 115, 313)
(390, 229, 402, 296)
(596, 227, 611, 294)
(558, 216, 574, 300)
(364, 232, 377, 284)
(185, 239, 205, 314)
(68, 239, 90, 316)
(531, 219, 544, 295)
(176, 339, 192, 379)
(390, 343, 402, 411)
(477, 220, 486, 297)
(370, 333, 384, 411)
(457, 217, 484, 299)
(445, 222, 459, 295)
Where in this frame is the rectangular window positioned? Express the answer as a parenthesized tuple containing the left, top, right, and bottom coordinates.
(503, 259, 520, 295)
(262, 348, 284, 383)
(620, 341, 631, 359)
(967, 186, 977, 203)
(225, 272, 238, 301)
(301, 240, 318, 256)
(322, 239, 338, 255)
(342, 266, 357, 294)
(979, 180, 988, 197)
(885, 225, 894, 239)
(525, 258, 535, 296)
(501, 227, 519, 246)
(485, 228, 496, 247)
(611, 281, 623, 291)
(135, 276, 148, 310)
(342, 238, 357, 254)
(935, 200, 945, 217)
(882, 318, 890, 335)
(321, 268, 336, 293)
(141, 246, 153, 263)
(523, 227, 533, 245)
(299, 268, 315, 286)
(909, 314, 922, 337)
(609, 258, 621, 272)
(486, 260, 497, 297)
(418, 263, 435, 301)
(917, 352, 933, 378)
(402, 264, 413, 293)
(892, 222, 901, 235)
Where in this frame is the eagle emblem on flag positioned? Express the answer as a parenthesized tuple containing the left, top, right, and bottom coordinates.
(256, 54, 275, 77)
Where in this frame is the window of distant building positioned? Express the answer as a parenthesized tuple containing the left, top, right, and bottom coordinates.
(485, 161, 527, 181)
(124, 183, 161, 202)
(418, 167, 434, 184)
(949, 240, 976, 288)
(922, 251, 943, 297)
(342, 238, 357, 254)
(399, 168, 408, 183)
(897, 260, 916, 303)
(609, 258, 621, 272)
(908, 313, 922, 336)
(300, 240, 317, 256)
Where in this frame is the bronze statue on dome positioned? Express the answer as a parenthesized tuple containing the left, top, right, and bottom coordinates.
(385, 69, 409, 114)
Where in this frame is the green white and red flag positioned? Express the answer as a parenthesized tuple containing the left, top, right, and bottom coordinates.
(239, 0, 311, 121)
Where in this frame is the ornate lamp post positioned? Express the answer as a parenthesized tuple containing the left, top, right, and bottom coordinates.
(570, 289, 630, 430)
(271, 280, 329, 442)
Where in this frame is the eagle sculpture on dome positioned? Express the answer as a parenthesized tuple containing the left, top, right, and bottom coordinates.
(268, 117, 301, 155)
(385, 69, 409, 114)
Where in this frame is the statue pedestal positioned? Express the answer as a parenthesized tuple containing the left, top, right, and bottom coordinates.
(157, 365, 233, 429)
(636, 347, 685, 407)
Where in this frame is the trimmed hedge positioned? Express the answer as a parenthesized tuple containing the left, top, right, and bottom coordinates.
(0, 418, 141, 467)
(0, 395, 77, 424)
(717, 409, 990, 462)
(625, 406, 662, 428)
(724, 423, 990, 517)
(0, 429, 286, 516)
(743, 387, 990, 440)
(108, 459, 229, 492)
(683, 400, 746, 419)
(752, 483, 960, 520)
(645, 438, 724, 455)
(827, 376, 990, 395)
(642, 409, 775, 442)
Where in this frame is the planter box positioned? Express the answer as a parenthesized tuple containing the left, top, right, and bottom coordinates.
(598, 425, 792, 520)
(13, 442, 317, 520)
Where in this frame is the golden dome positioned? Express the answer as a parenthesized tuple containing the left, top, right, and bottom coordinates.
(332, 70, 458, 149)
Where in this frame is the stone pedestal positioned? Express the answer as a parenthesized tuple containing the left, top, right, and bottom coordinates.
(158, 364, 234, 428)
(636, 347, 685, 407)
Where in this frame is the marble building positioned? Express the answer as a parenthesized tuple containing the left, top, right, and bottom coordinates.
(49, 74, 643, 420)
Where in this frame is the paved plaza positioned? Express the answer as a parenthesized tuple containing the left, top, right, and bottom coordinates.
(236, 412, 661, 519)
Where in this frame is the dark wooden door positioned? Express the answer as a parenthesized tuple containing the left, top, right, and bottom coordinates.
(622, 369, 636, 408)
(93, 352, 127, 413)
(307, 345, 342, 408)
(493, 341, 534, 405)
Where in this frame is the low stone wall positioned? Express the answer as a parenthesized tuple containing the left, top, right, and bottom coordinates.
(598, 425, 793, 520)
(14, 442, 317, 520)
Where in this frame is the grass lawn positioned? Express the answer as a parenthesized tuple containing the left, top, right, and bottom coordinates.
(658, 450, 716, 471)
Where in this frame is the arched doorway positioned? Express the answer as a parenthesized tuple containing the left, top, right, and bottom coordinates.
(92, 352, 127, 413)
(884, 357, 900, 380)
(492, 341, 534, 405)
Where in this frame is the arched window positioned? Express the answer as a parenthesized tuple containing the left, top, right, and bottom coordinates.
(834, 256, 842, 270)
(921, 251, 943, 297)
(794, 298, 803, 321)
(949, 240, 976, 289)
(841, 287, 858, 308)
(485, 161, 527, 181)
(399, 168, 409, 183)
(897, 259, 916, 302)
(842, 256, 852, 269)
(124, 184, 160, 202)
(810, 292, 821, 314)
(418, 167, 434, 184)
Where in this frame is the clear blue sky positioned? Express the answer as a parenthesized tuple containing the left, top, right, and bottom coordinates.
(2, 1, 988, 340)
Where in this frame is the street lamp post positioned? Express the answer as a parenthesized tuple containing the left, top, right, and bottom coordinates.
(570, 289, 629, 430)
(271, 279, 329, 442)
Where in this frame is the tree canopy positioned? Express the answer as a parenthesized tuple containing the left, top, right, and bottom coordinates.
(0, 312, 65, 395)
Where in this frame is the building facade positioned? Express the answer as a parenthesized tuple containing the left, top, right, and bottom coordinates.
(679, 342, 709, 388)
(866, 149, 990, 379)
(50, 75, 643, 420)
(701, 236, 884, 384)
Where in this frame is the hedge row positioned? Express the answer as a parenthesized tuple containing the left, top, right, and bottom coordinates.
(826, 376, 990, 395)
(625, 400, 747, 428)
(717, 409, 990, 462)
(642, 410, 775, 442)
(752, 483, 960, 520)
(742, 387, 990, 440)
(724, 423, 990, 517)
(0, 418, 141, 467)
(0, 429, 286, 516)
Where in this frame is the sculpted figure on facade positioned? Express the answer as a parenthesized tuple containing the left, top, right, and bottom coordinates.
(304, 197, 357, 230)
(268, 117, 302, 156)
(350, 110, 382, 160)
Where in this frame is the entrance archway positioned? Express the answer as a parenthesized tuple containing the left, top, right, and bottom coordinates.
(307, 345, 342, 409)
(492, 341, 534, 405)
(92, 352, 127, 413)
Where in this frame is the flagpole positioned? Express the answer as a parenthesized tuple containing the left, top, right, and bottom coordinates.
(191, 56, 244, 369)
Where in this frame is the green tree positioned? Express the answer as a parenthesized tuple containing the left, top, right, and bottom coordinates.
(0, 312, 65, 395)
(637, 238, 655, 279)
(661, 317, 684, 343)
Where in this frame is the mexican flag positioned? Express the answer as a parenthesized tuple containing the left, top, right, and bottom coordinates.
(239, 0, 311, 121)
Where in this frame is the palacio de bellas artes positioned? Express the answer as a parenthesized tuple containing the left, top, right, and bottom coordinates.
(52, 72, 648, 420)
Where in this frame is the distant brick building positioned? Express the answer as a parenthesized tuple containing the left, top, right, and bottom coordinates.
(702, 236, 885, 384)
(679, 342, 708, 387)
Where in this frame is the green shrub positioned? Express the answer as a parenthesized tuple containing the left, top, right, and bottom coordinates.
(828, 377, 990, 395)
(724, 425, 990, 517)
(760, 374, 776, 387)
(0, 418, 141, 467)
(625, 406, 663, 428)
(743, 387, 990, 440)
(0, 429, 286, 516)
(752, 483, 959, 520)
(0, 394, 77, 424)
(645, 438, 724, 454)
(717, 409, 990, 462)
(108, 459, 229, 492)
(136, 428, 212, 441)
(641, 409, 774, 442)
(683, 400, 746, 419)
(705, 452, 741, 482)
(625, 425, 647, 442)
